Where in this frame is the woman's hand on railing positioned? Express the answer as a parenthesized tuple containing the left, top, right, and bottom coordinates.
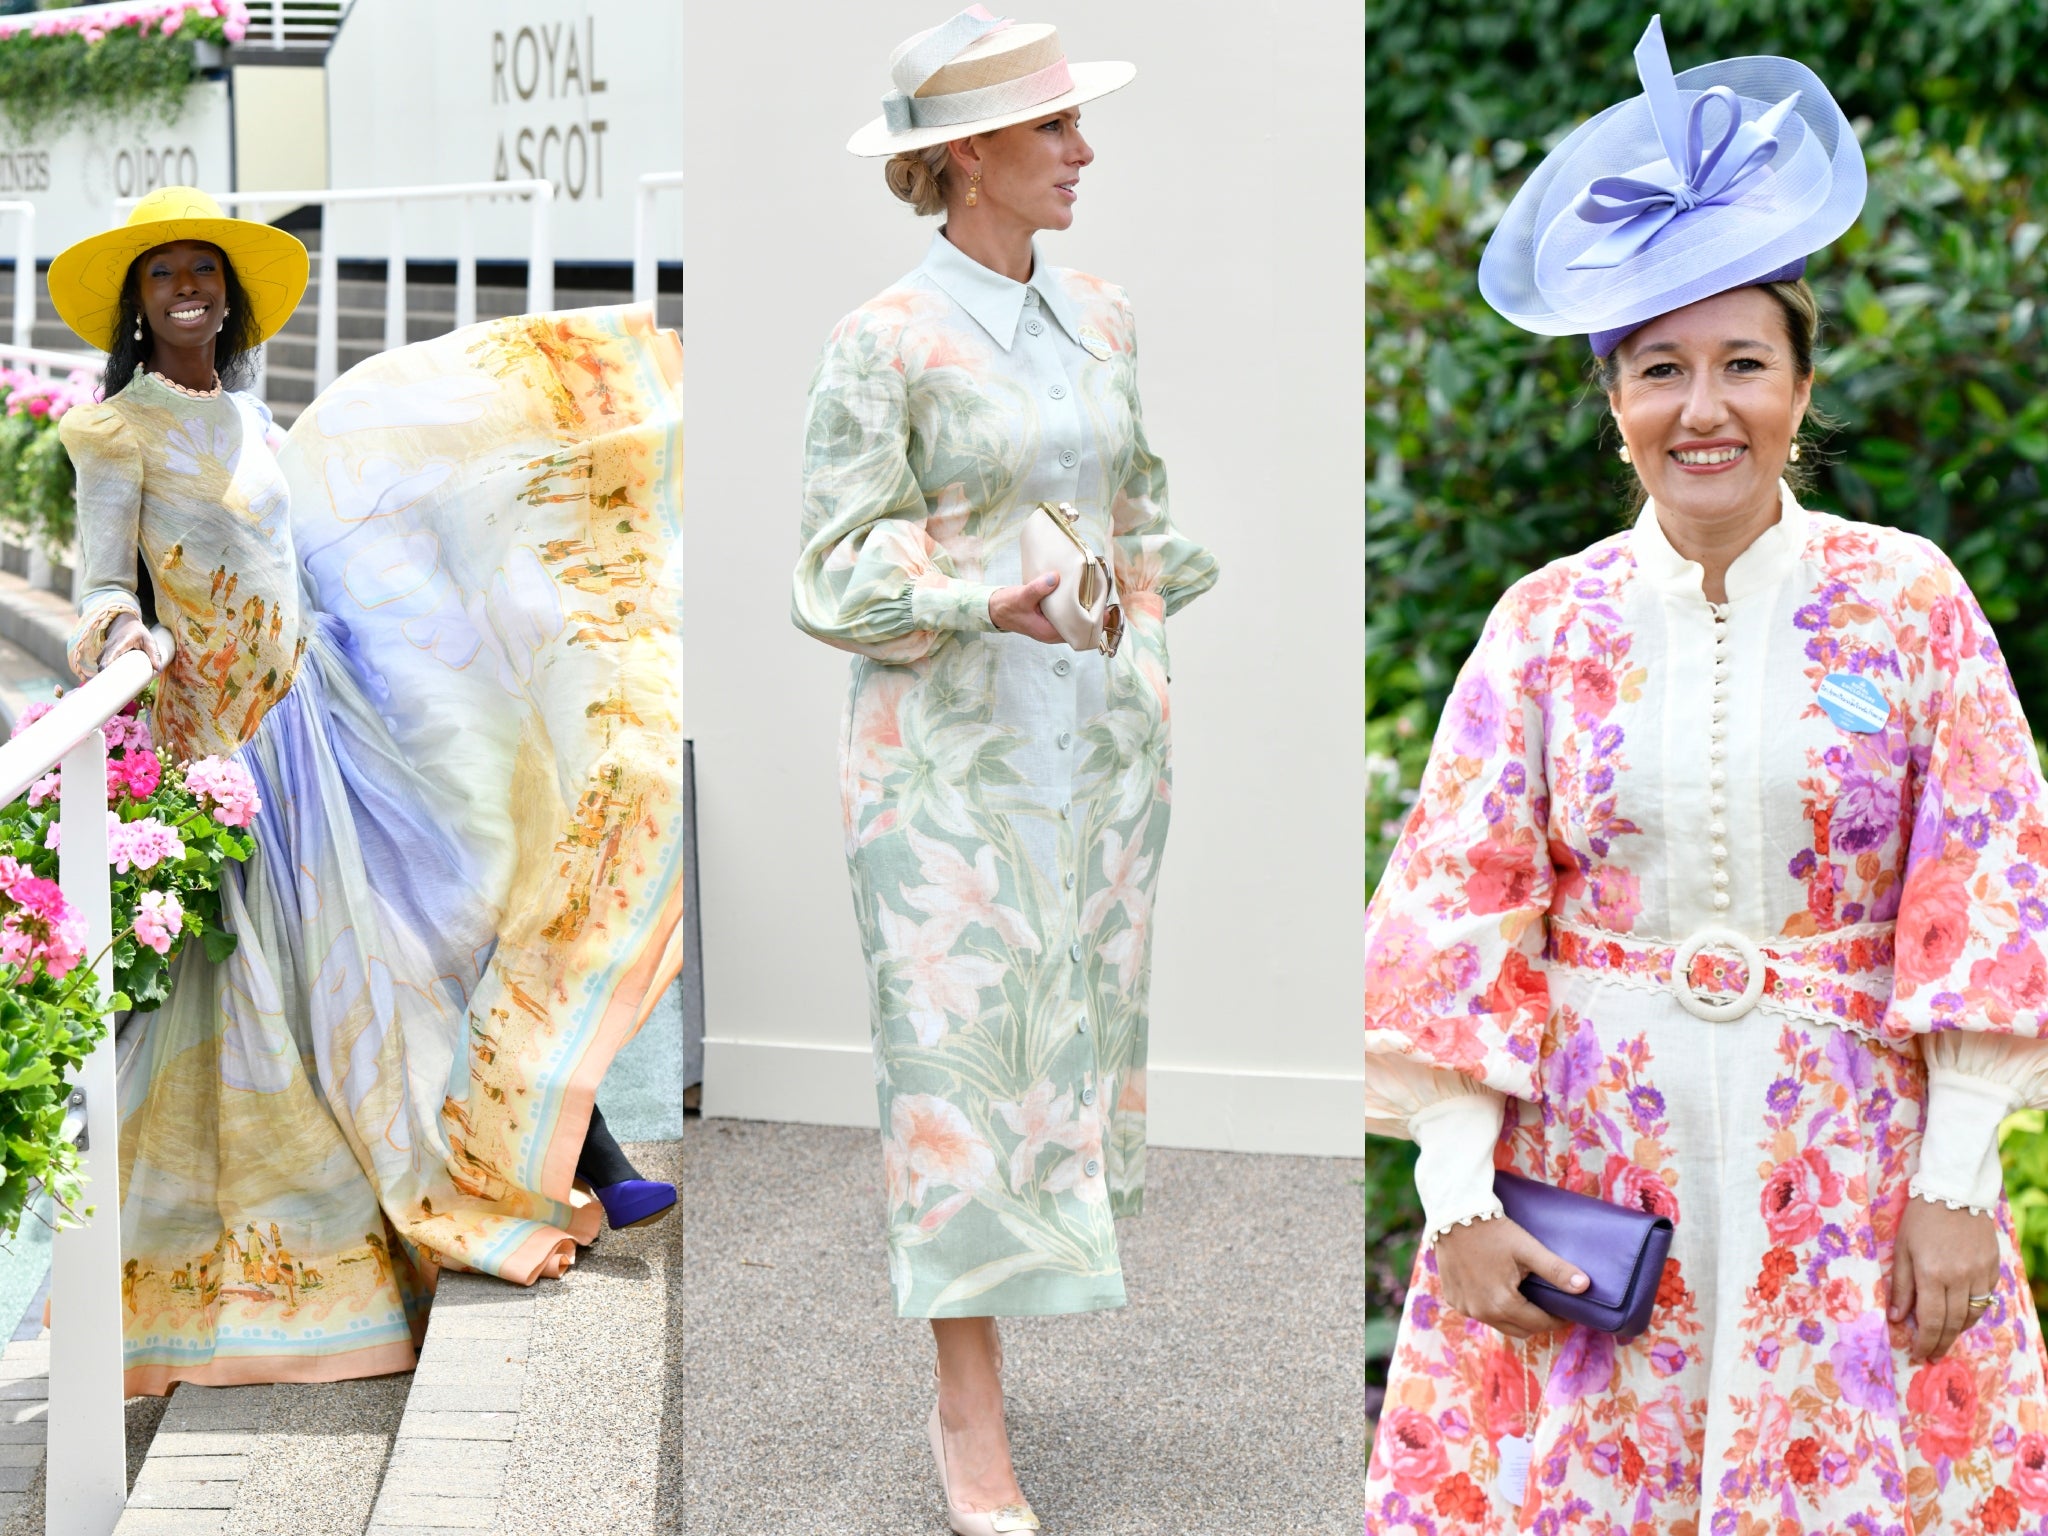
(96, 613, 165, 676)
(1433, 1214, 1591, 1340)
(989, 572, 1064, 645)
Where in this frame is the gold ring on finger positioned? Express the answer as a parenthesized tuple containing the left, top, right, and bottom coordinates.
(1967, 1293, 1995, 1311)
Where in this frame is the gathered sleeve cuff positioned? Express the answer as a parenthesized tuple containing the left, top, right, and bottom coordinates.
(1106, 291, 1218, 621)
(1367, 1053, 1507, 1242)
(57, 402, 144, 680)
(792, 311, 998, 664)
(1912, 1031, 2046, 1213)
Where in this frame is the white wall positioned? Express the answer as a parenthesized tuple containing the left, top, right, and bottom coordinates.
(685, 0, 1363, 1156)
(232, 66, 326, 202)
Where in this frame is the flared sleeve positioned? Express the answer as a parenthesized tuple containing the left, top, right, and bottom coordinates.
(1881, 547, 2048, 1211)
(1106, 291, 1219, 623)
(57, 400, 144, 679)
(793, 309, 999, 663)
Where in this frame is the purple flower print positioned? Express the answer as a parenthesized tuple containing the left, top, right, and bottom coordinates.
(1995, 788, 2020, 821)
(1961, 811, 1992, 849)
(1824, 1029, 1875, 1093)
(2012, 861, 2040, 889)
(1649, 1339, 1687, 1377)
(2022, 897, 2048, 933)
(1828, 1311, 1898, 1413)
(1593, 724, 1624, 758)
(1586, 765, 1615, 794)
(1589, 1439, 1620, 1475)
(1411, 1294, 1439, 1330)
(1765, 1076, 1802, 1115)
(1547, 1015, 1604, 1105)
(1543, 1326, 1615, 1405)
(1841, 901, 1867, 922)
(1821, 1448, 1852, 1486)
(1794, 601, 1828, 631)
(1573, 578, 1607, 600)
(1627, 1084, 1666, 1127)
(1798, 1318, 1826, 1345)
(1448, 672, 1502, 758)
(1501, 761, 1527, 794)
(1789, 848, 1817, 878)
(1832, 771, 1900, 853)
(1756, 1335, 1781, 1369)
(1816, 1224, 1850, 1262)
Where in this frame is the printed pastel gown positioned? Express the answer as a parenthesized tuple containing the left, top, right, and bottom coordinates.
(62, 306, 682, 1393)
(1365, 491, 2048, 1533)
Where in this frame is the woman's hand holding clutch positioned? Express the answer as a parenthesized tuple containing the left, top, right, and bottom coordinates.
(1435, 1215, 1592, 1340)
(988, 572, 1064, 645)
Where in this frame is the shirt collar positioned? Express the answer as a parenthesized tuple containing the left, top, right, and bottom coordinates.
(919, 230, 1083, 350)
(1630, 480, 1810, 600)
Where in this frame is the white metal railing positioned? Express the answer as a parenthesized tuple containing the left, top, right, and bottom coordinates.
(0, 627, 175, 1536)
(245, 0, 352, 50)
(632, 172, 682, 309)
(0, 203, 33, 350)
(119, 181, 555, 396)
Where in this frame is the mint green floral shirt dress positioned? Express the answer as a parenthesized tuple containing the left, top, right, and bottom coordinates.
(793, 232, 1219, 1317)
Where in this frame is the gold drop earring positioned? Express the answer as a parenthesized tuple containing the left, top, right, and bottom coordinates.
(967, 170, 982, 208)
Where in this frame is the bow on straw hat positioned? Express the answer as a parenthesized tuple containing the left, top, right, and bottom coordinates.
(1477, 14, 1866, 355)
(847, 6, 1134, 157)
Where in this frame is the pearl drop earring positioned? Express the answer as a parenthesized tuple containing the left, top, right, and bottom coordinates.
(1617, 444, 1632, 464)
(967, 170, 982, 208)
(133, 317, 142, 342)
(1789, 442, 1802, 462)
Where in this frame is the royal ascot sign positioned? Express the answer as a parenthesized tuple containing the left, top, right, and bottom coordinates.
(324, 0, 682, 266)
(0, 80, 231, 261)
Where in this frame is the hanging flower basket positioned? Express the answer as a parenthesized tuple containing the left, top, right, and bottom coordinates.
(0, 1, 252, 139)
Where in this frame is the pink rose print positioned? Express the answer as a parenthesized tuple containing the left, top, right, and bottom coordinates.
(1906, 1354, 1979, 1463)
(2014, 1433, 2048, 1514)
(1571, 656, 1618, 720)
(1585, 864, 1642, 928)
(1929, 595, 1960, 673)
(1600, 1157, 1679, 1221)
(1481, 1344, 1530, 1441)
(1464, 832, 1542, 915)
(1760, 1147, 1845, 1246)
(1821, 1275, 1867, 1323)
(1970, 941, 2048, 1020)
(1374, 1407, 1450, 1495)
(1479, 949, 1549, 1025)
(1895, 842, 1976, 989)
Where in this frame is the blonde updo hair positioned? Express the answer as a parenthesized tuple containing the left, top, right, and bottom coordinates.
(885, 144, 953, 217)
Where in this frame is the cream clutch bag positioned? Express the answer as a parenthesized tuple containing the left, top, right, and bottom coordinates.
(1019, 501, 1123, 657)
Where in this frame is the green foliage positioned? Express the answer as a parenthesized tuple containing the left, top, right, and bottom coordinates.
(2003, 1110, 2048, 1314)
(1368, 133, 2048, 831)
(0, 959, 110, 1242)
(0, 11, 231, 140)
(1367, 0, 2048, 206)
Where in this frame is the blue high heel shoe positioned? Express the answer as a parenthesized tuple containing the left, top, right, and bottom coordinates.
(593, 1179, 676, 1231)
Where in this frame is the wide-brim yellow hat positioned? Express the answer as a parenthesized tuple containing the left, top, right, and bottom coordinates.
(49, 187, 309, 352)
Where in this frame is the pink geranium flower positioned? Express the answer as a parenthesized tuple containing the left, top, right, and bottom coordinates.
(107, 814, 185, 874)
(26, 771, 59, 808)
(132, 890, 184, 955)
(110, 748, 162, 801)
(15, 699, 54, 731)
(183, 756, 262, 827)
(0, 875, 86, 979)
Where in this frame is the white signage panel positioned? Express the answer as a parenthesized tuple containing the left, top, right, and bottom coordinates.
(0, 81, 232, 261)
(324, 0, 682, 266)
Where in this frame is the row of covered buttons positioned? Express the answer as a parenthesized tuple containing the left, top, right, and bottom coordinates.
(1708, 606, 1731, 912)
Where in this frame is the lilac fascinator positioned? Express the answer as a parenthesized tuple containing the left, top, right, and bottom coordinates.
(1478, 14, 1866, 356)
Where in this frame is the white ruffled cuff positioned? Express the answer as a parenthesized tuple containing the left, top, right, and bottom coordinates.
(1911, 1069, 2014, 1216)
(1408, 1089, 1507, 1244)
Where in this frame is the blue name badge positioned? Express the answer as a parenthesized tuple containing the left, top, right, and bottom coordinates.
(1816, 672, 1891, 733)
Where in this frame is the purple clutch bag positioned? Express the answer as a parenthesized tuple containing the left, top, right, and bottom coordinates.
(1493, 1170, 1674, 1344)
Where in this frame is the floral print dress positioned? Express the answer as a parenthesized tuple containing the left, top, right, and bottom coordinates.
(63, 310, 683, 1393)
(793, 232, 1218, 1318)
(1365, 488, 2048, 1534)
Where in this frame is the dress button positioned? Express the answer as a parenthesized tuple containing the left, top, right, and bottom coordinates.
(1709, 795, 1726, 813)
(1710, 821, 1726, 837)
(1713, 893, 1732, 911)
(1711, 843, 1728, 860)
(1053, 658, 1072, 676)
(1708, 745, 1724, 761)
(1059, 449, 1077, 468)
(1057, 730, 1072, 749)
(1063, 871, 1075, 889)
(1081, 1086, 1096, 1106)
(1084, 1159, 1100, 1178)
(1049, 383, 1067, 400)
(1712, 870, 1730, 888)
(1709, 769, 1726, 787)
(1026, 318, 1045, 336)
(1069, 940, 1082, 962)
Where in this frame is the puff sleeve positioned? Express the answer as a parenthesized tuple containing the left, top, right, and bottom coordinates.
(1880, 548, 2048, 1211)
(792, 310, 1000, 662)
(57, 401, 144, 679)
(1106, 291, 1218, 625)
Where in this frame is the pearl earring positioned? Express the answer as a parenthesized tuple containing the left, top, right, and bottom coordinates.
(1617, 444, 1632, 464)
(967, 170, 982, 208)
(1789, 442, 1802, 462)
(133, 317, 142, 342)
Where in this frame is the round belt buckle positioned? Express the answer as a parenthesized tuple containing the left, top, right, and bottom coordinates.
(1670, 926, 1765, 1022)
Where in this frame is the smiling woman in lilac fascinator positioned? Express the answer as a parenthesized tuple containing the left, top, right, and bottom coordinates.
(1366, 16, 2048, 1532)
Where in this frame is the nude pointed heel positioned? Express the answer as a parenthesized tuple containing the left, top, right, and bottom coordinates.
(930, 1351, 1040, 1535)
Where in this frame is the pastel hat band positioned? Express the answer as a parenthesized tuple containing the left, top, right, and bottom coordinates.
(882, 8, 1077, 132)
(1589, 255, 1807, 357)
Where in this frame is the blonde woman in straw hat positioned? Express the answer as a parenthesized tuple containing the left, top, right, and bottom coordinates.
(793, 10, 1219, 1532)
(44, 188, 683, 1393)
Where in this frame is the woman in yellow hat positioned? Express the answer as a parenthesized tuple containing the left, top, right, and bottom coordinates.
(45, 188, 684, 1393)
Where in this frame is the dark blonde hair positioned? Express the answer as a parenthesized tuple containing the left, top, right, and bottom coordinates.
(885, 145, 952, 217)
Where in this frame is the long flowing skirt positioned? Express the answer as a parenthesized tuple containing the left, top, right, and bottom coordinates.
(113, 308, 683, 1393)
(1365, 973, 2048, 1534)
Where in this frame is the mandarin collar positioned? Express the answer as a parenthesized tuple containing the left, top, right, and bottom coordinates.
(1630, 480, 1810, 601)
(919, 230, 1083, 351)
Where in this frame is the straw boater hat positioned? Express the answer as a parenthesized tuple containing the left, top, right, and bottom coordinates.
(1478, 14, 1865, 356)
(847, 6, 1134, 157)
(48, 186, 309, 352)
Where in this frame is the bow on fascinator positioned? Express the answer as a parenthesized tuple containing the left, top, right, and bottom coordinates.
(1566, 17, 1800, 270)
(882, 5, 1014, 132)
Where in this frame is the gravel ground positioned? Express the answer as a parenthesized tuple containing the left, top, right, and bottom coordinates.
(497, 1140, 682, 1535)
(678, 1117, 1365, 1536)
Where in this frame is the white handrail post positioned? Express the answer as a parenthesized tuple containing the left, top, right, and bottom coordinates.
(46, 726, 125, 1536)
(633, 179, 655, 308)
(270, 0, 282, 48)
(384, 201, 406, 353)
(526, 183, 553, 313)
(12, 204, 32, 350)
(315, 207, 339, 392)
(454, 196, 475, 331)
